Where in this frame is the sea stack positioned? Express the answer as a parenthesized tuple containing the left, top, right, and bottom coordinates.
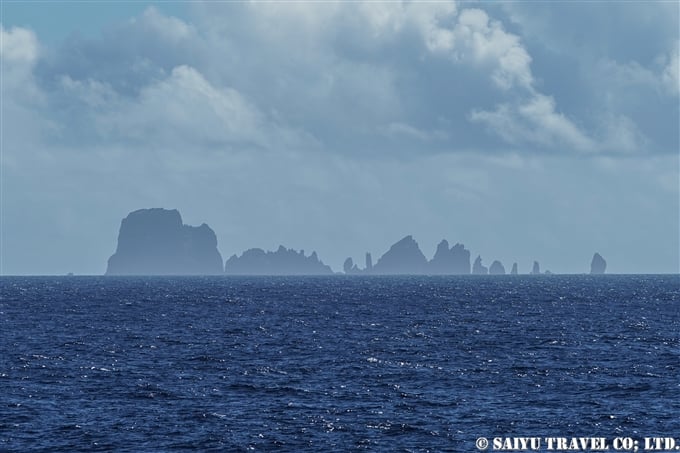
(531, 261, 541, 275)
(489, 260, 506, 275)
(590, 253, 607, 274)
(372, 235, 428, 274)
(365, 253, 373, 272)
(510, 262, 518, 275)
(472, 256, 488, 275)
(428, 240, 471, 274)
(106, 208, 224, 275)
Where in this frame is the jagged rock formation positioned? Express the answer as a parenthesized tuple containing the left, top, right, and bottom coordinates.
(372, 235, 428, 274)
(531, 261, 541, 275)
(106, 208, 223, 275)
(225, 246, 333, 275)
(343, 257, 361, 274)
(472, 255, 488, 275)
(510, 262, 518, 275)
(343, 257, 354, 274)
(428, 239, 471, 274)
(590, 252, 607, 274)
(489, 260, 506, 275)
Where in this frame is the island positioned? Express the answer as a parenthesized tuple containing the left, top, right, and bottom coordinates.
(371, 235, 428, 274)
(590, 253, 607, 274)
(104, 212, 610, 275)
(472, 256, 489, 275)
(489, 260, 506, 275)
(225, 246, 333, 275)
(106, 208, 224, 275)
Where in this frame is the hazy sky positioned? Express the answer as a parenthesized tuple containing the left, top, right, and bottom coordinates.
(1, 1, 678, 275)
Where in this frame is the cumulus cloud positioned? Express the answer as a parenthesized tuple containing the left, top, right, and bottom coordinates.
(14, 3, 676, 157)
(1, 24, 39, 64)
(470, 95, 595, 152)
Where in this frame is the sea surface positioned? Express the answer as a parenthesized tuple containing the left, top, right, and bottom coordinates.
(1, 275, 678, 452)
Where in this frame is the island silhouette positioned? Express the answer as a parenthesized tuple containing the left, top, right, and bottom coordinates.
(105, 208, 606, 276)
(106, 208, 223, 275)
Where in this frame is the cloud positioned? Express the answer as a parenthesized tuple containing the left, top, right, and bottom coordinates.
(470, 95, 594, 152)
(661, 44, 679, 96)
(1, 24, 39, 64)
(16, 3, 676, 157)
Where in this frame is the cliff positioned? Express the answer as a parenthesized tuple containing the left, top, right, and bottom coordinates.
(489, 260, 506, 275)
(428, 240, 471, 274)
(225, 246, 333, 275)
(372, 235, 428, 274)
(590, 253, 607, 274)
(472, 256, 488, 275)
(106, 208, 223, 275)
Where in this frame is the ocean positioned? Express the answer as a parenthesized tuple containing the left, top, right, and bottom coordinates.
(1, 275, 678, 452)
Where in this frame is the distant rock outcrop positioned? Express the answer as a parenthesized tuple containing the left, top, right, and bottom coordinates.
(531, 261, 541, 275)
(343, 257, 362, 274)
(590, 253, 607, 274)
(510, 262, 518, 275)
(372, 235, 428, 274)
(428, 239, 471, 274)
(472, 256, 488, 275)
(225, 246, 333, 275)
(106, 208, 223, 275)
(489, 260, 506, 275)
(365, 253, 373, 272)
(343, 257, 354, 274)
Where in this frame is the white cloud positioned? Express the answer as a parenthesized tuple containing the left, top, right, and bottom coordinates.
(470, 95, 595, 152)
(0, 25, 39, 64)
(56, 64, 315, 153)
(453, 8, 533, 91)
(661, 44, 679, 96)
(130, 6, 194, 43)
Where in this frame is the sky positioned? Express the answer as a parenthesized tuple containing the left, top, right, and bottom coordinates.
(1, 1, 678, 275)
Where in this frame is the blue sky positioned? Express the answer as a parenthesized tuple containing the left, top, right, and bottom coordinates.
(1, 1, 678, 274)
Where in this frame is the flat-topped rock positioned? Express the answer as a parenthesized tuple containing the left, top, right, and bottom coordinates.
(106, 208, 223, 275)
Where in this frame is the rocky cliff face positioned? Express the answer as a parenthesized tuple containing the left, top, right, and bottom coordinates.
(225, 246, 333, 275)
(372, 235, 428, 274)
(106, 208, 223, 275)
(428, 240, 471, 274)
(590, 253, 607, 274)
(472, 256, 488, 275)
(489, 260, 506, 275)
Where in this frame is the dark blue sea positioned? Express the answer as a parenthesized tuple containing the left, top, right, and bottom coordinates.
(1, 275, 679, 452)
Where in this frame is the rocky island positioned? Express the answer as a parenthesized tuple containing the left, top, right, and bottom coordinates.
(590, 253, 607, 274)
(371, 235, 428, 274)
(106, 208, 224, 275)
(428, 240, 471, 274)
(105, 212, 610, 275)
(225, 246, 333, 275)
(489, 260, 506, 275)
